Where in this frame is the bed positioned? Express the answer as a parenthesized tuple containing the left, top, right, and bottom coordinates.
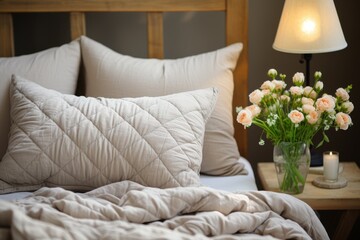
(0, 0, 329, 239)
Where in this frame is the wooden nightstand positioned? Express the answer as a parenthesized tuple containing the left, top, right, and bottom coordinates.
(257, 162, 360, 240)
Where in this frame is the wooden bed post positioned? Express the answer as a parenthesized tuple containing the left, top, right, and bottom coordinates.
(226, 0, 249, 158)
(0, 13, 15, 57)
(147, 12, 164, 59)
(70, 12, 86, 40)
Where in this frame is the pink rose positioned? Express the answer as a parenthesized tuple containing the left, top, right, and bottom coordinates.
(302, 104, 315, 114)
(306, 110, 319, 125)
(260, 80, 275, 91)
(303, 86, 317, 99)
(246, 104, 261, 117)
(249, 89, 264, 104)
(302, 97, 314, 106)
(290, 86, 304, 96)
(280, 95, 290, 102)
(288, 110, 304, 124)
(315, 95, 336, 113)
(237, 109, 253, 127)
(336, 88, 350, 101)
(335, 112, 352, 130)
(261, 89, 271, 96)
(272, 80, 287, 90)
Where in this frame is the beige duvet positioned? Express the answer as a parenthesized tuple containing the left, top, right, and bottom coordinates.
(0, 181, 328, 240)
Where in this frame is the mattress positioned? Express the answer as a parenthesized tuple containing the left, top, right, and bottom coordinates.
(0, 158, 257, 201)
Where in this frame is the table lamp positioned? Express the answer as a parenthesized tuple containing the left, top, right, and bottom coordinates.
(273, 0, 347, 166)
(273, 0, 347, 85)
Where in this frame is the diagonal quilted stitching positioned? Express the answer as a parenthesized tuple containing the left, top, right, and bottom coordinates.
(10, 87, 112, 185)
(62, 98, 149, 185)
(0, 77, 217, 193)
(8, 81, 129, 186)
(96, 99, 198, 186)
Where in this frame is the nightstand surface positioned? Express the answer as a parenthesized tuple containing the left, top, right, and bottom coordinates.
(257, 162, 360, 210)
(258, 161, 360, 240)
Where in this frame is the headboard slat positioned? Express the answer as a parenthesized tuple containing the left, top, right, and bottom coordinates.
(147, 12, 164, 59)
(70, 12, 86, 40)
(0, 0, 226, 12)
(0, 13, 14, 57)
(227, 0, 249, 157)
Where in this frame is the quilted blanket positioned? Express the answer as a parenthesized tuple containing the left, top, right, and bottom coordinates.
(0, 181, 329, 239)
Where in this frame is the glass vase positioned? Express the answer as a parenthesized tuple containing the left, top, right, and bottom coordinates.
(273, 142, 311, 194)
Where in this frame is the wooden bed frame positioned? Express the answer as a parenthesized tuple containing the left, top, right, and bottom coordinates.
(0, 0, 249, 158)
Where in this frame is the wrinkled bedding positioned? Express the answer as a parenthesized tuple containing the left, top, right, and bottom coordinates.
(0, 181, 328, 240)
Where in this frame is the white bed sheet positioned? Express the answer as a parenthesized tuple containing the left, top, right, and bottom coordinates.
(200, 157, 258, 192)
(0, 157, 257, 201)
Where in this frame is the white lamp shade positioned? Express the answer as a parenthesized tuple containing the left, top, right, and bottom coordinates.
(273, 0, 347, 54)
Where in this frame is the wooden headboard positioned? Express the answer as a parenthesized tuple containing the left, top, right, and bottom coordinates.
(0, 0, 249, 158)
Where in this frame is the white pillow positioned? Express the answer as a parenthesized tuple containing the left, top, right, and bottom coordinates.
(0, 75, 217, 194)
(81, 36, 247, 176)
(0, 40, 81, 159)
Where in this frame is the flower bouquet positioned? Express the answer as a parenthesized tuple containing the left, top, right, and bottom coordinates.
(236, 69, 353, 194)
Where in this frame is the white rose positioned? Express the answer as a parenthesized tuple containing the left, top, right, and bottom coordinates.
(302, 97, 314, 106)
(336, 88, 350, 101)
(272, 79, 287, 90)
(246, 104, 261, 117)
(342, 101, 354, 114)
(260, 80, 275, 91)
(302, 104, 315, 114)
(262, 89, 271, 96)
(268, 69, 278, 79)
(303, 86, 317, 99)
(327, 109, 336, 117)
(249, 89, 264, 104)
(315, 81, 324, 91)
(292, 72, 305, 86)
(290, 86, 304, 96)
(280, 95, 290, 102)
(314, 71, 322, 79)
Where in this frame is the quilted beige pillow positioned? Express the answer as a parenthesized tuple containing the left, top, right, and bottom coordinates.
(0, 75, 217, 194)
(81, 36, 246, 176)
(0, 39, 81, 160)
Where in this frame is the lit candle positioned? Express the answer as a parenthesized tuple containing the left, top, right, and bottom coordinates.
(323, 151, 339, 182)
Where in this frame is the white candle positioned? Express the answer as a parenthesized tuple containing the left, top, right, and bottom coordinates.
(323, 151, 339, 182)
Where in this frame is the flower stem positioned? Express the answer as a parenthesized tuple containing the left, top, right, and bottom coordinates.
(275, 142, 309, 194)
